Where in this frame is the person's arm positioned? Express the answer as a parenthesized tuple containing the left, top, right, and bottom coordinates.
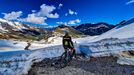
(62, 36, 65, 47)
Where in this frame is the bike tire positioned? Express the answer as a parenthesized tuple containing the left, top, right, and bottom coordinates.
(52, 52, 68, 68)
(52, 49, 74, 68)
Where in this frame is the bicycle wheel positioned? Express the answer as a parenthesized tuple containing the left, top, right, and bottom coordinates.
(52, 52, 67, 68)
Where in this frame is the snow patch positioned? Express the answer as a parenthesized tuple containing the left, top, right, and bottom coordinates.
(117, 57, 134, 65)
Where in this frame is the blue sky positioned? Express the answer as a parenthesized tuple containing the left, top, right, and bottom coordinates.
(0, 0, 134, 27)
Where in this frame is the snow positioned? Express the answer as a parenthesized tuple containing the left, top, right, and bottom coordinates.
(19, 45, 64, 74)
(0, 36, 134, 75)
(13, 22, 26, 30)
(47, 36, 62, 44)
(0, 24, 7, 32)
(77, 18, 134, 57)
(79, 38, 134, 57)
(0, 39, 62, 51)
(117, 57, 134, 65)
(116, 51, 134, 65)
(0, 37, 134, 75)
(85, 20, 134, 43)
(0, 40, 27, 51)
(73, 36, 98, 44)
(0, 18, 27, 32)
(0, 18, 8, 23)
(0, 18, 134, 74)
(0, 37, 82, 75)
(0, 50, 32, 75)
(0, 45, 64, 75)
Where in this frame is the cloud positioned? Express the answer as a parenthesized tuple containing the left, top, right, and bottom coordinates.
(65, 13, 68, 16)
(68, 19, 81, 25)
(57, 19, 81, 25)
(32, 10, 36, 13)
(65, 9, 77, 16)
(37, 4, 59, 18)
(58, 3, 63, 9)
(46, 13, 59, 18)
(2, 4, 59, 25)
(18, 13, 47, 25)
(126, 0, 134, 5)
(2, 11, 22, 20)
(57, 22, 67, 25)
(69, 9, 77, 15)
(19, 4, 59, 24)
(59, 3, 63, 7)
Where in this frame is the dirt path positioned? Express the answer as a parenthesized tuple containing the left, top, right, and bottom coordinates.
(28, 56, 134, 75)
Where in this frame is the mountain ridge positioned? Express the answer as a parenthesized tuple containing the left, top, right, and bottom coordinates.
(74, 22, 115, 36)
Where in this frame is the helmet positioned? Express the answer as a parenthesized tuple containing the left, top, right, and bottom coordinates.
(64, 30, 69, 36)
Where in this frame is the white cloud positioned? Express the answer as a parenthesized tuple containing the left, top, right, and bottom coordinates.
(32, 10, 36, 13)
(18, 13, 47, 25)
(68, 19, 81, 25)
(47, 13, 59, 18)
(69, 9, 77, 15)
(2, 11, 22, 20)
(126, 0, 134, 5)
(2, 4, 60, 25)
(19, 4, 59, 24)
(57, 22, 67, 25)
(59, 3, 63, 8)
(65, 9, 77, 16)
(57, 19, 81, 25)
(59, 4, 63, 7)
(37, 4, 59, 18)
(65, 13, 68, 16)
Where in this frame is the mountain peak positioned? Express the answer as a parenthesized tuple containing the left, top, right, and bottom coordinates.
(0, 18, 8, 23)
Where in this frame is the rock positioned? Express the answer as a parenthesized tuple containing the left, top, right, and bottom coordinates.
(128, 50, 134, 56)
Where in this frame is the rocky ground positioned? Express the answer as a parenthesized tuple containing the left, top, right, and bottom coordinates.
(28, 56, 134, 75)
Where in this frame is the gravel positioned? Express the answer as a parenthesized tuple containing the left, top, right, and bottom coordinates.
(28, 56, 134, 75)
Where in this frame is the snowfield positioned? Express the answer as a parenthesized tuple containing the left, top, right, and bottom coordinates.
(0, 45, 64, 75)
(0, 18, 134, 75)
(0, 39, 62, 51)
(0, 37, 134, 75)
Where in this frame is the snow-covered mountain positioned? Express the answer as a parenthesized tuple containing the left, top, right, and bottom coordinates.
(74, 22, 115, 36)
(0, 18, 28, 32)
(0, 18, 47, 40)
(88, 18, 134, 42)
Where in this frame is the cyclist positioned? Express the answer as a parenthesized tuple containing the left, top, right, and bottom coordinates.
(62, 31, 76, 60)
(51, 31, 76, 68)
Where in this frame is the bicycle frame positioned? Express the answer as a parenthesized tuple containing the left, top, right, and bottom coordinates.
(52, 48, 75, 68)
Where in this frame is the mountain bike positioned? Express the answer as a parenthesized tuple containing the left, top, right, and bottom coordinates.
(52, 48, 75, 68)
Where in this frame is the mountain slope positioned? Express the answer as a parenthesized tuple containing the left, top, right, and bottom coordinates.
(0, 18, 47, 40)
(53, 25, 84, 38)
(74, 22, 115, 36)
(90, 18, 134, 42)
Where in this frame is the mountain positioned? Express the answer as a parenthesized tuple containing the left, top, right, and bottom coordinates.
(0, 19, 85, 41)
(89, 18, 134, 42)
(0, 18, 47, 40)
(74, 22, 115, 36)
(53, 25, 84, 38)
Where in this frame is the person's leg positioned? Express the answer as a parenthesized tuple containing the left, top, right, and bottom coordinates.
(72, 49, 76, 57)
(63, 46, 68, 59)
